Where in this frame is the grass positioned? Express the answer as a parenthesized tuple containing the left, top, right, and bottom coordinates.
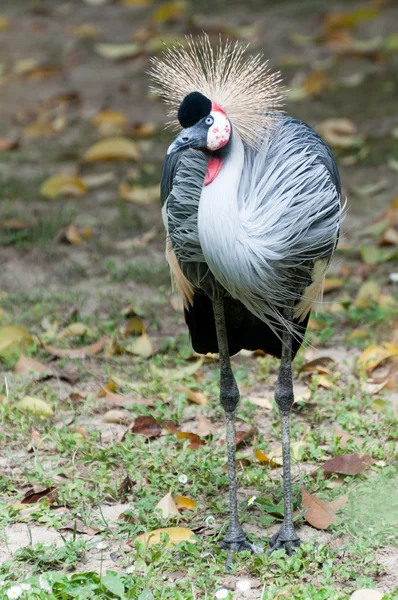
(0, 288, 397, 599)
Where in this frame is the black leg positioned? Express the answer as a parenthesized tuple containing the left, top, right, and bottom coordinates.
(213, 298, 262, 566)
(269, 305, 301, 555)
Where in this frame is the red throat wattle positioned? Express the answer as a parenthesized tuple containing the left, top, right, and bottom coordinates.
(204, 156, 222, 185)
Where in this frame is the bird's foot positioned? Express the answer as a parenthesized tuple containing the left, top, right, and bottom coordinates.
(268, 526, 301, 555)
(221, 531, 263, 569)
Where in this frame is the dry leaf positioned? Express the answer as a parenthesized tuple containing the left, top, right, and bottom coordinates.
(314, 374, 335, 389)
(354, 281, 380, 308)
(319, 453, 374, 476)
(124, 333, 153, 358)
(195, 413, 216, 436)
(43, 336, 108, 359)
(84, 137, 140, 162)
(127, 122, 157, 138)
(57, 224, 90, 246)
(17, 397, 53, 419)
(23, 120, 58, 139)
(131, 526, 196, 548)
(350, 590, 384, 600)
(21, 486, 57, 505)
(334, 426, 362, 448)
(175, 431, 205, 450)
(67, 23, 101, 39)
(155, 492, 181, 518)
(128, 415, 161, 438)
(152, 1, 185, 23)
(301, 356, 335, 375)
(102, 409, 129, 424)
(59, 519, 101, 536)
(302, 71, 330, 96)
(119, 183, 159, 204)
(23, 64, 62, 81)
(95, 43, 141, 60)
(316, 118, 363, 148)
(323, 278, 344, 293)
(246, 396, 273, 409)
(176, 385, 207, 405)
(255, 449, 279, 468)
(0, 325, 33, 359)
(81, 172, 115, 188)
(14, 355, 53, 380)
(104, 389, 153, 408)
(150, 358, 203, 381)
(359, 343, 398, 373)
(0, 137, 19, 151)
(302, 487, 338, 530)
(175, 495, 196, 511)
(267, 440, 308, 465)
(57, 323, 95, 340)
(40, 174, 87, 199)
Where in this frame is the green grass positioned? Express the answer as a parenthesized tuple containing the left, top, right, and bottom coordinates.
(0, 288, 397, 599)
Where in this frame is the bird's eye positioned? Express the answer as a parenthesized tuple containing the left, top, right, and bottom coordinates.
(205, 116, 214, 126)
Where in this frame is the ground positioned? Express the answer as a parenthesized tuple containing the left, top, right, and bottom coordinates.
(0, 0, 397, 599)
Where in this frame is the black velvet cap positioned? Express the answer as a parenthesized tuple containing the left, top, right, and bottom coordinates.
(178, 92, 211, 128)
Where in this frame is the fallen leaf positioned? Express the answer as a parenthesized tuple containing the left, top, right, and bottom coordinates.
(59, 519, 101, 536)
(119, 183, 159, 204)
(128, 415, 161, 438)
(43, 336, 108, 359)
(255, 449, 279, 468)
(234, 426, 257, 447)
(67, 23, 101, 39)
(81, 172, 115, 188)
(127, 122, 157, 138)
(314, 374, 335, 389)
(267, 440, 309, 465)
(131, 526, 196, 548)
(23, 120, 58, 139)
(333, 426, 362, 448)
(14, 355, 54, 380)
(175, 431, 205, 449)
(21, 486, 57, 505)
(301, 356, 335, 375)
(350, 590, 384, 600)
(155, 492, 181, 518)
(17, 397, 53, 418)
(319, 453, 374, 476)
(40, 174, 87, 199)
(176, 386, 207, 405)
(175, 495, 196, 510)
(354, 281, 380, 308)
(246, 396, 273, 410)
(124, 333, 153, 358)
(150, 358, 203, 381)
(23, 64, 62, 81)
(302, 71, 330, 96)
(195, 413, 216, 436)
(347, 329, 369, 342)
(358, 343, 398, 373)
(302, 487, 338, 530)
(151, 1, 185, 23)
(0, 219, 32, 231)
(84, 137, 140, 162)
(95, 43, 141, 60)
(316, 118, 364, 148)
(323, 278, 345, 293)
(360, 377, 390, 395)
(104, 389, 153, 408)
(0, 325, 33, 359)
(360, 246, 398, 265)
(57, 224, 89, 246)
(0, 137, 19, 151)
(102, 409, 129, 424)
(57, 323, 95, 340)
(0, 16, 10, 30)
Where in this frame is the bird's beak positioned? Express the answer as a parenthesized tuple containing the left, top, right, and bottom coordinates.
(167, 123, 208, 155)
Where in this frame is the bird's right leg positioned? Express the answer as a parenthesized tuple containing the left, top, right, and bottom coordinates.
(269, 304, 301, 555)
(213, 298, 262, 566)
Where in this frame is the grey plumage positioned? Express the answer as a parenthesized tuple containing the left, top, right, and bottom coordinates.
(162, 115, 343, 337)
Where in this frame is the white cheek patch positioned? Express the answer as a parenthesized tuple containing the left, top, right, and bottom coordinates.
(206, 110, 231, 151)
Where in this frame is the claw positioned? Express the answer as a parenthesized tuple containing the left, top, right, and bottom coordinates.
(268, 529, 301, 555)
(221, 535, 263, 569)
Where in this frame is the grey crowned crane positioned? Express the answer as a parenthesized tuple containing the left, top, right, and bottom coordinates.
(151, 36, 343, 562)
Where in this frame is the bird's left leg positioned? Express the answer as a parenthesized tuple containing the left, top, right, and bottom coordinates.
(269, 304, 301, 555)
(213, 298, 262, 565)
